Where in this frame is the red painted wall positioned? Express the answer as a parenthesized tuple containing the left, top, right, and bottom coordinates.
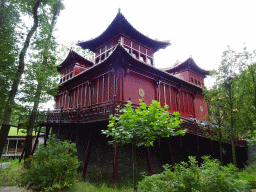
(123, 72, 156, 105)
(173, 71, 190, 82)
(74, 65, 86, 76)
(194, 92, 208, 121)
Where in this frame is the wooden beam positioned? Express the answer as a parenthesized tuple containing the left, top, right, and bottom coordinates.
(146, 147, 153, 175)
(112, 146, 118, 184)
(82, 130, 92, 180)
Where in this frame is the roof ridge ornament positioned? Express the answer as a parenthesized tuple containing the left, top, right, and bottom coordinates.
(118, 8, 121, 13)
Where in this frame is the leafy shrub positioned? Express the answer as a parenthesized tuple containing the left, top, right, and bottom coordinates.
(22, 135, 80, 191)
(237, 161, 256, 189)
(138, 156, 249, 192)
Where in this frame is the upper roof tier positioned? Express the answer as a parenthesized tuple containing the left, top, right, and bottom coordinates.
(77, 10, 171, 52)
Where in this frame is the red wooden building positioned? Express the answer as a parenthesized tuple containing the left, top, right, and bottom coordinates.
(46, 10, 247, 181)
(55, 11, 209, 122)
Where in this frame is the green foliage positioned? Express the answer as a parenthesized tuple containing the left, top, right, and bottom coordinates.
(237, 161, 256, 189)
(0, 158, 25, 186)
(138, 156, 249, 192)
(102, 99, 184, 147)
(22, 135, 80, 191)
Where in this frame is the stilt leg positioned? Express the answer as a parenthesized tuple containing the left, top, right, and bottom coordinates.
(82, 131, 92, 180)
(146, 147, 153, 175)
(169, 141, 175, 167)
(113, 146, 118, 185)
(44, 126, 50, 147)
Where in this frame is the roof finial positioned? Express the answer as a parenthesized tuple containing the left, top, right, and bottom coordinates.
(118, 8, 121, 13)
(190, 54, 192, 58)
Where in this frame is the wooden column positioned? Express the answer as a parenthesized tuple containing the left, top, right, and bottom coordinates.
(44, 125, 51, 147)
(57, 107, 63, 139)
(113, 145, 118, 185)
(82, 130, 92, 180)
(146, 147, 153, 175)
(169, 141, 175, 167)
(112, 95, 118, 184)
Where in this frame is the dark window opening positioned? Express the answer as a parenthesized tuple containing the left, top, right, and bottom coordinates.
(198, 81, 201, 86)
(132, 51, 138, 59)
(195, 79, 197, 84)
(60, 79, 62, 83)
(95, 57, 100, 64)
(101, 54, 105, 61)
(140, 54, 146, 62)
(147, 57, 152, 65)
(190, 77, 193, 83)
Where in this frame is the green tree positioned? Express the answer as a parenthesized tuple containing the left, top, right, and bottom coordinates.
(0, 0, 19, 124)
(204, 85, 226, 165)
(20, 0, 64, 161)
(102, 99, 184, 191)
(204, 47, 256, 167)
(0, 0, 63, 159)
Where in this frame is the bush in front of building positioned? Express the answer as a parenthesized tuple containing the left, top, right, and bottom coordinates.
(138, 156, 249, 192)
(22, 135, 80, 192)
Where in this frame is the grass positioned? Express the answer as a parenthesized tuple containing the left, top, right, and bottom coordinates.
(237, 161, 256, 189)
(1, 157, 256, 191)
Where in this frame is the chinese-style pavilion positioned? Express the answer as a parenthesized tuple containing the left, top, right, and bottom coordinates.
(42, 10, 248, 182)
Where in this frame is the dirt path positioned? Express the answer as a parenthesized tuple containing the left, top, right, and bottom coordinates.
(0, 186, 33, 192)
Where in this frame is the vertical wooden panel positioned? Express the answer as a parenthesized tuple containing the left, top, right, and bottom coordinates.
(166, 85, 170, 108)
(180, 91, 184, 113)
(109, 73, 114, 100)
(98, 76, 103, 103)
(159, 82, 164, 107)
(104, 74, 108, 101)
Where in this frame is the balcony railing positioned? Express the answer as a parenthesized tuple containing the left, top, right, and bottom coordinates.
(36, 96, 247, 147)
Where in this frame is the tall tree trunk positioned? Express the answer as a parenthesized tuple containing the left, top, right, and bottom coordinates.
(23, 0, 61, 161)
(0, 0, 42, 159)
(24, 84, 42, 161)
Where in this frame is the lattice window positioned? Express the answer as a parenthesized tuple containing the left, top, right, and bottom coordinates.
(124, 37, 131, 47)
(147, 50, 153, 57)
(132, 42, 139, 50)
(100, 46, 105, 54)
(95, 49, 100, 57)
(140, 46, 146, 54)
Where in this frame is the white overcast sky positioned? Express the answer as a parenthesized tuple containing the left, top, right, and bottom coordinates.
(56, 0, 256, 70)
(44, 0, 256, 109)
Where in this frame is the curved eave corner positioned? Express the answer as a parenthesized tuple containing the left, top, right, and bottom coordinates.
(162, 57, 210, 76)
(57, 50, 94, 72)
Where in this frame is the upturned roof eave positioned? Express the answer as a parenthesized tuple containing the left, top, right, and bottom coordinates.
(162, 57, 210, 76)
(77, 11, 171, 52)
(57, 50, 94, 72)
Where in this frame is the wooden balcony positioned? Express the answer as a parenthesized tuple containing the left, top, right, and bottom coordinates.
(37, 96, 247, 147)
